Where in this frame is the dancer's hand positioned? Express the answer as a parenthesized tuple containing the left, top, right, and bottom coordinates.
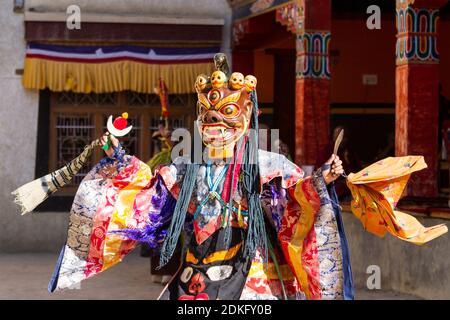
(100, 132, 119, 158)
(322, 154, 344, 185)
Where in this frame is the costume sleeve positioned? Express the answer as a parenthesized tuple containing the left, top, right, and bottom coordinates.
(48, 145, 175, 292)
(276, 169, 352, 300)
(258, 150, 351, 300)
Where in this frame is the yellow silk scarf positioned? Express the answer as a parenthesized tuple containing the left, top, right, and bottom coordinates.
(347, 156, 447, 245)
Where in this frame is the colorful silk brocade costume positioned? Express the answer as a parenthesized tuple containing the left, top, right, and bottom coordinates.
(47, 146, 350, 300)
(14, 54, 447, 300)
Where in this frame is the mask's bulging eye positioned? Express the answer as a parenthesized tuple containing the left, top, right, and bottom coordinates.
(208, 89, 222, 105)
(206, 265, 233, 281)
(219, 103, 240, 118)
(180, 267, 194, 283)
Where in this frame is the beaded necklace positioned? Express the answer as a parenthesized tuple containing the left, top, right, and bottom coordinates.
(193, 161, 248, 221)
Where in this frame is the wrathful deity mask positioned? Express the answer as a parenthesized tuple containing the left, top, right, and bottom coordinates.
(195, 71, 257, 159)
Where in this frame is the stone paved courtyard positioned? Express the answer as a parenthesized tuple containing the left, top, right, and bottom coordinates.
(0, 251, 421, 300)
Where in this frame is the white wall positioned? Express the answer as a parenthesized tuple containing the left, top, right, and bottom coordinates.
(0, 1, 69, 252)
(343, 213, 450, 299)
(26, 0, 230, 18)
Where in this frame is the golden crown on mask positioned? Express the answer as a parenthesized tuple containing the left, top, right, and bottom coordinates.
(194, 71, 257, 94)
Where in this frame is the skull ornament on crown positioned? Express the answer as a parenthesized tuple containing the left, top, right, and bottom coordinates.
(195, 55, 257, 159)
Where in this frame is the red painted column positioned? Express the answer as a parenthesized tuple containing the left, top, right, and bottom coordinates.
(395, 0, 447, 197)
(277, 0, 331, 166)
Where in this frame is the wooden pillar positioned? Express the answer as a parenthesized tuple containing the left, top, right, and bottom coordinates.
(395, 0, 447, 197)
(277, 0, 331, 166)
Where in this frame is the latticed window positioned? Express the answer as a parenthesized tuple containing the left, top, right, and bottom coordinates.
(48, 91, 196, 194)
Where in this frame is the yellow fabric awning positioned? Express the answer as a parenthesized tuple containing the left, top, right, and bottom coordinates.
(23, 58, 215, 94)
(22, 43, 218, 94)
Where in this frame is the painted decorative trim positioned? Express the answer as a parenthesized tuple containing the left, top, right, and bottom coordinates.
(396, 6, 440, 65)
(233, 19, 250, 46)
(251, 0, 276, 14)
(275, 1, 303, 34)
(276, 1, 330, 79)
(232, 0, 294, 22)
(296, 32, 331, 79)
